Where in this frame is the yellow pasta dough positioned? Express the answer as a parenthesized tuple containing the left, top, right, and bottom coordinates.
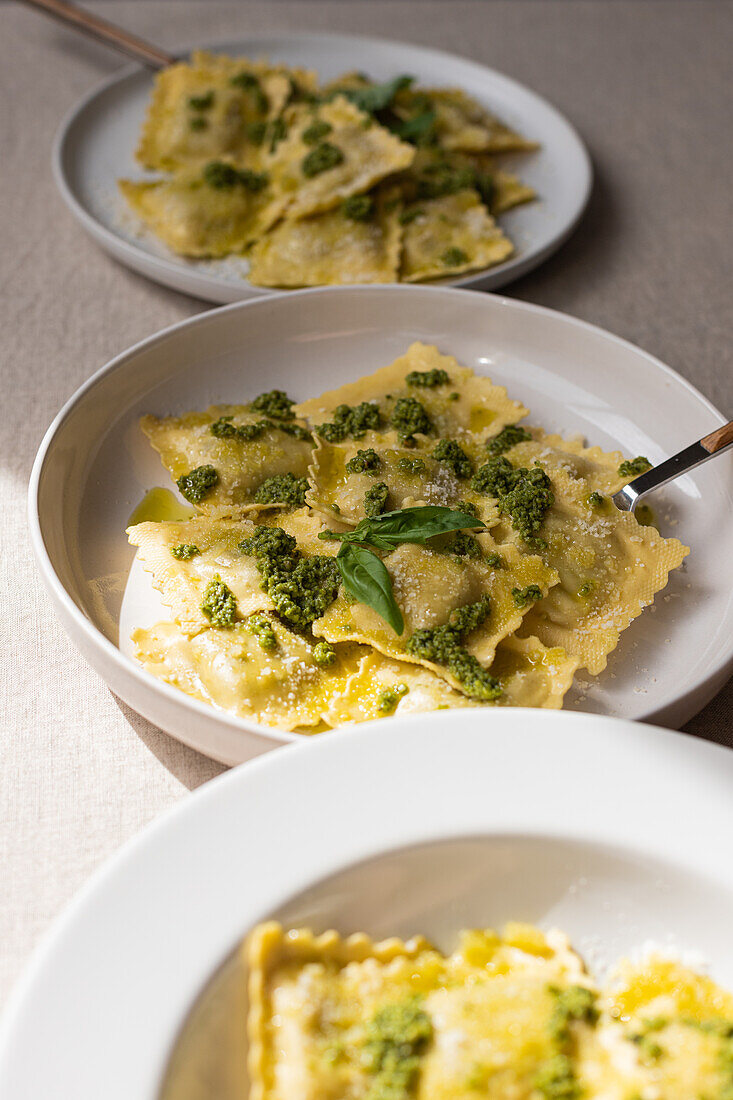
(394, 85, 538, 154)
(399, 190, 514, 281)
(139, 404, 314, 516)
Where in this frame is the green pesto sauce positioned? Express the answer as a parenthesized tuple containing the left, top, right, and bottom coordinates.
(441, 247, 468, 267)
(577, 581, 594, 599)
(250, 389, 296, 420)
(201, 575, 237, 628)
(361, 997, 433, 1100)
(364, 482, 390, 517)
(406, 596, 502, 701)
(189, 116, 208, 131)
(486, 423, 532, 455)
(176, 464, 219, 504)
(170, 543, 200, 560)
(254, 473, 309, 507)
(455, 499, 478, 518)
(618, 456, 652, 477)
(246, 120, 267, 145)
(210, 415, 310, 443)
(247, 613, 278, 652)
(587, 491, 605, 509)
(471, 456, 554, 545)
(312, 640, 337, 667)
(443, 531, 483, 560)
(432, 439, 472, 479)
(229, 71, 268, 113)
(316, 402, 381, 443)
(188, 90, 214, 111)
(301, 141, 344, 177)
(346, 448, 381, 475)
(127, 487, 195, 526)
(390, 397, 431, 445)
(534, 1053, 581, 1100)
(512, 584, 543, 608)
(302, 119, 333, 145)
(202, 161, 269, 193)
(377, 683, 409, 713)
(397, 456, 426, 475)
(534, 986, 598, 1099)
(405, 368, 449, 388)
(268, 116, 288, 152)
(342, 194, 374, 221)
(415, 162, 474, 200)
(238, 526, 340, 629)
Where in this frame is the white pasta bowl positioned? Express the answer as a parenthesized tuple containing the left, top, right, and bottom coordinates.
(1, 714, 732, 1099)
(28, 285, 733, 763)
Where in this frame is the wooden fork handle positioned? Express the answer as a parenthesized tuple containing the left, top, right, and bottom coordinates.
(701, 420, 733, 454)
(20, 0, 176, 69)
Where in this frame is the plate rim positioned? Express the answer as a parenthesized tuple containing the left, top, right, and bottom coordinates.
(1, 710, 732, 1095)
(52, 28, 592, 303)
(28, 284, 732, 757)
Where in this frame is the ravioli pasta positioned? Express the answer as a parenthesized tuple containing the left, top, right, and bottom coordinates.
(120, 56, 539, 285)
(127, 343, 689, 730)
(246, 921, 733, 1100)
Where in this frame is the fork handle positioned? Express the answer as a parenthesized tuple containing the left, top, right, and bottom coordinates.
(19, 0, 176, 69)
(623, 419, 733, 505)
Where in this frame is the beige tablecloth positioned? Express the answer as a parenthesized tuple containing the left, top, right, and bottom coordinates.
(1, 0, 731, 1005)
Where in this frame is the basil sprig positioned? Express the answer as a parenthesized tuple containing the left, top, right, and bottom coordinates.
(322, 507, 485, 635)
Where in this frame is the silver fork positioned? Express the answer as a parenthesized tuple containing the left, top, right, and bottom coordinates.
(613, 421, 733, 513)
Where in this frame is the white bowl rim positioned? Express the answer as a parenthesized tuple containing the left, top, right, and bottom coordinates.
(28, 284, 729, 749)
(51, 28, 592, 301)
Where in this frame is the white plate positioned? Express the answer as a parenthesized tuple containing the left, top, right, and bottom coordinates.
(1, 713, 732, 1098)
(28, 286, 733, 764)
(53, 31, 591, 303)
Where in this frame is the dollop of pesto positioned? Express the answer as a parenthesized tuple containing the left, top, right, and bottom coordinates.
(346, 448, 381, 475)
(246, 120, 267, 145)
(618, 456, 652, 477)
(364, 482, 390, 517)
(238, 526, 340, 629)
(534, 985, 598, 1099)
(377, 683, 409, 713)
(176, 464, 219, 504)
(587, 491, 605, 508)
(512, 584, 543, 608)
(247, 612, 277, 652)
(533, 1053, 581, 1100)
(432, 439, 472, 479)
(210, 415, 310, 442)
(406, 596, 502, 701)
(302, 119, 333, 145)
(316, 402, 381, 443)
(342, 194, 374, 221)
(361, 997, 433, 1100)
(312, 640, 337, 667)
(254, 473, 309, 507)
(443, 531, 483, 559)
(188, 90, 215, 111)
(398, 456, 426, 475)
(406, 368, 449, 388)
(250, 389, 296, 420)
(268, 116, 288, 152)
(455, 499, 478, 517)
(415, 162, 475, 200)
(201, 575, 237, 628)
(486, 423, 532, 455)
(441, 247, 468, 267)
(390, 397, 431, 444)
(189, 117, 208, 131)
(229, 71, 268, 113)
(301, 141, 344, 177)
(471, 457, 554, 545)
(170, 543, 200, 560)
(202, 161, 269, 192)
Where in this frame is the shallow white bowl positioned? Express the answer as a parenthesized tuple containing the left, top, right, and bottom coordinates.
(1, 713, 732, 1098)
(53, 31, 591, 303)
(28, 286, 733, 763)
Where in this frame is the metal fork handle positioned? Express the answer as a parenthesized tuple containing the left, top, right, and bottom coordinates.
(621, 420, 733, 509)
(19, 0, 176, 69)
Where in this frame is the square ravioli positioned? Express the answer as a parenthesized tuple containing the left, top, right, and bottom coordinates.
(247, 187, 402, 287)
(264, 96, 415, 219)
(119, 165, 284, 257)
(127, 510, 336, 635)
(393, 85, 538, 153)
(399, 190, 514, 281)
(312, 538, 558, 696)
(296, 342, 528, 444)
(132, 618, 363, 731)
(246, 922, 590, 1100)
(136, 50, 316, 171)
(140, 403, 314, 515)
(306, 436, 499, 527)
(326, 634, 578, 723)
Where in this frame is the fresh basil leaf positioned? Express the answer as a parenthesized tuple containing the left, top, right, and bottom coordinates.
(361, 506, 486, 545)
(333, 75, 414, 115)
(336, 543, 404, 635)
(391, 108, 436, 143)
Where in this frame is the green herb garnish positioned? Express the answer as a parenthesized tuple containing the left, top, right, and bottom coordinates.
(390, 396, 431, 444)
(302, 119, 333, 145)
(254, 473, 309, 507)
(316, 402, 381, 443)
(512, 584, 543, 608)
(251, 389, 295, 420)
(342, 194, 374, 221)
(176, 464, 219, 504)
(170, 544, 200, 560)
(619, 456, 652, 477)
(486, 424, 532, 455)
(302, 141, 344, 177)
(346, 448, 381, 475)
(364, 482, 389, 517)
(201, 575, 237, 627)
(432, 439, 472, 479)
(406, 368, 449, 387)
(441, 247, 468, 267)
